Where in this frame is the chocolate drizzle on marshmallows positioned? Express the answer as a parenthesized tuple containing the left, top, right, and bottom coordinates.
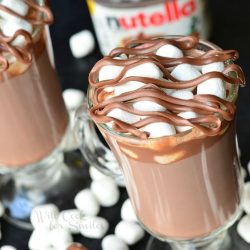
(89, 36, 245, 139)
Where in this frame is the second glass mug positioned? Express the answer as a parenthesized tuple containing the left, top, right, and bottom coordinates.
(75, 38, 243, 250)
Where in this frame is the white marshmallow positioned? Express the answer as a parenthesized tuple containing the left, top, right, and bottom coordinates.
(63, 89, 85, 110)
(0, 201, 4, 217)
(248, 161, 250, 176)
(242, 182, 250, 214)
(69, 30, 95, 58)
(102, 235, 129, 250)
(49, 228, 73, 249)
(171, 64, 201, 82)
(162, 88, 175, 95)
(58, 209, 83, 234)
(156, 44, 183, 58)
(107, 108, 141, 124)
(80, 216, 109, 239)
(241, 167, 247, 180)
(2, 18, 32, 46)
(114, 81, 144, 96)
(124, 62, 163, 79)
(91, 178, 120, 207)
(28, 228, 52, 250)
(115, 221, 145, 245)
(202, 62, 225, 74)
(0, 0, 29, 20)
(74, 189, 100, 216)
(133, 101, 166, 112)
(30, 204, 59, 229)
(99, 65, 124, 81)
(171, 90, 194, 100)
(141, 122, 176, 138)
(197, 78, 226, 99)
(121, 199, 138, 222)
(237, 215, 250, 243)
(89, 166, 110, 181)
(0, 246, 17, 250)
(176, 111, 198, 133)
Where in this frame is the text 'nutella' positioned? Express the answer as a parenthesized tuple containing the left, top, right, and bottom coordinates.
(86, 0, 210, 55)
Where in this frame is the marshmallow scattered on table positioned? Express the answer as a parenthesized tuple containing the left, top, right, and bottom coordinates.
(99, 65, 124, 82)
(141, 122, 176, 138)
(133, 100, 166, 112)
(69, 30, 95, 58)
(80, 216, 109, 239)
(89, 166, 110, 181)
(156, 44, 183, 58)
(242, 182, 250, 214)
(28, 228, 52, 250)
(63, 89, 85, 111)
(121, 199, 138, 222)
(171, 90, 194, 100)
(197, 78, 226, 99)
(0, 246, 17, 250)
(176, 111, 198, 133)
(102, 235, 129, 250)
(91, 178, 120, 207)
(30, 204, 59, 229)
(107, 108, 141, 124)
(202, 62, 225, 74)
(115, 221, 145, 245)
(74, 189, 100, 216)
(237, 215, 250, 243)
(58, 209, 83, 234)
(0, 201, 5, 217)
(49, 228, 73, 249)
(114, 81, 144, 96)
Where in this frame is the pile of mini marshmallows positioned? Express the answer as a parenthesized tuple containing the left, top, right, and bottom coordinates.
(0, 0, 34, 46)
(237, 162, 250, 244)
(28, 166, 144, 250)
(99, 44, 226, 138)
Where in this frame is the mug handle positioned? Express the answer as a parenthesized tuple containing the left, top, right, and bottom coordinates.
(74, 97, 124, 185)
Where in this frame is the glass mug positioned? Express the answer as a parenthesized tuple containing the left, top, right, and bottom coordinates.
(75, 38, 243, 250)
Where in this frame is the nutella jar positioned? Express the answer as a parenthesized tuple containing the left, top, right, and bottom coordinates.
(86, 0, 211, 55)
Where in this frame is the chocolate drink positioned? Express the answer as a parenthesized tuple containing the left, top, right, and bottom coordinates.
(0, 1, 68, 167)
(88, 36, 245, 239)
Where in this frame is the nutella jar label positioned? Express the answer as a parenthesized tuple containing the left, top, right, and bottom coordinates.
(87, 0, 210, 55)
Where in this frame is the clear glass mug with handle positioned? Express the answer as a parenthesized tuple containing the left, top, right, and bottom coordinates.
(75, 37, 244, 250)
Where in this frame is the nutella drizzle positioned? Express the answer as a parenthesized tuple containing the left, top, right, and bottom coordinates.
(89, 36, 245, 139)
(0, 0, 53, 72)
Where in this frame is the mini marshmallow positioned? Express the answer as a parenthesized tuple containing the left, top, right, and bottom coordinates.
(2, 18, 32, 46)
(121, 199, 138, 222)
(107, 108, 141, 124)
(91, 178, 120, 207)
(69, 30, 95, 58)
(237, 215, 250, 243)
(58, 209, 83, 234)
(99, 65, 124, 81)
(74, 189, 100, 216)
(197, 78, 226, 99)
(171, 64, 201, 82)
(176, 111, 198, 133)
(0, 201, 4, 217)
(115, 221, 145, 245)
(30, 204, 59, 229)
(89, 166, 109, 181)
(28, 228, 52, 250)
(171, 90, 194, 100)
(0, 246, 17, 250)
(242, 182, 250, 214)
(63, 89, 85, 111)
(141, 122, 176, 138)
(202, 62, 225, 74)
(49, 228, 73, 249)
(241, 167, 247, 180)
(156, 44, 183, 58)
(162, 88, 175, 95)
(124, 62, 163, 79)
(80, 216, 109, 239)
(102, 235, 129, 250)
(132, 101, 166, 112)
(0, 0, 29, 20)
(114, 81, 144, 96)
